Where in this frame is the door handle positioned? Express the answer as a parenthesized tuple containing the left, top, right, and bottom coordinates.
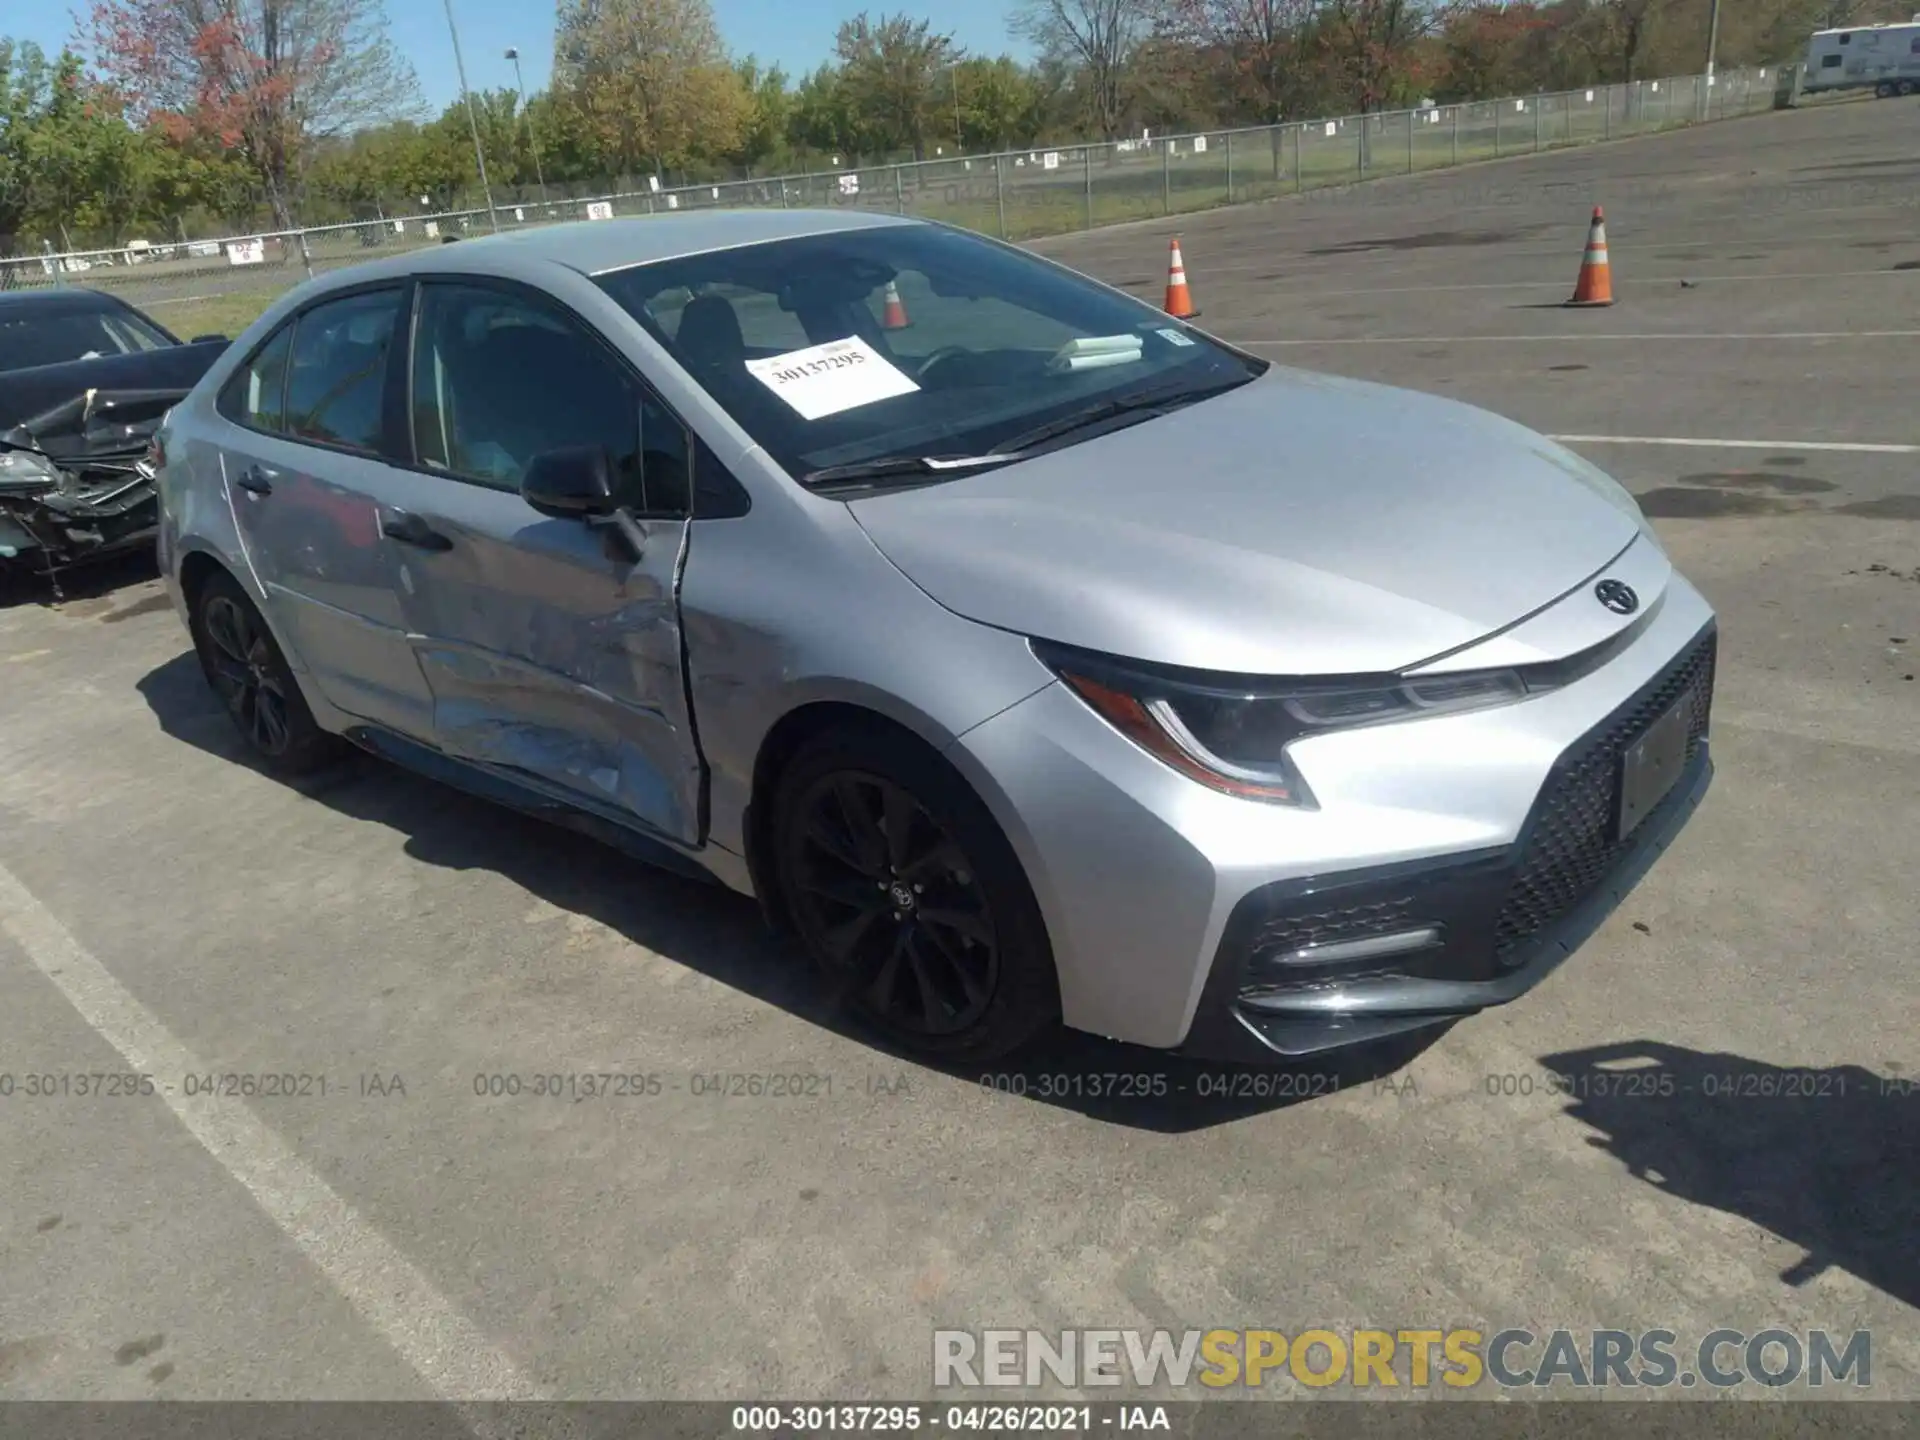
(234, 464, 274, 496)
(381, 512, 454, 552)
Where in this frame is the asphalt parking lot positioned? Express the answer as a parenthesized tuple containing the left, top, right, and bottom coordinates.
(1, 97, 1915, 1406)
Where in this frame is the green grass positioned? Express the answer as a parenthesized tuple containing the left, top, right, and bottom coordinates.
(142, 287, 288, 341)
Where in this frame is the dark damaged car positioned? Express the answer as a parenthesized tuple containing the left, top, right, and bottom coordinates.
(0, 288, 230, 590)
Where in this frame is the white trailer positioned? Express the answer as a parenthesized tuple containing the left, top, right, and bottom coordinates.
(1803, 19, 1920, 98)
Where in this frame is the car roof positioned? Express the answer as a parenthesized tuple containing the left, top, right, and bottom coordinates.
(338, 208, 921, 286)
(0, 286, 138, 316)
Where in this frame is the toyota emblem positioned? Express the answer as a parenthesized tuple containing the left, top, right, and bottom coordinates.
(1595, 579, 1639, 615)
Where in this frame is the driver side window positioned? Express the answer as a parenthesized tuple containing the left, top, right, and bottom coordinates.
(411, 283, 671, 508)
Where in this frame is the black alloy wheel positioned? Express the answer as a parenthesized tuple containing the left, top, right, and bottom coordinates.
(202, 592, 293, 756)
(772, 727, 1058, 1060)
(788, 770, 998, 1038)
(189, 570, 340, 774)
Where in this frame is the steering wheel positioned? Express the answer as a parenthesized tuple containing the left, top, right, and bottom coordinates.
(914, 345, 971, 382)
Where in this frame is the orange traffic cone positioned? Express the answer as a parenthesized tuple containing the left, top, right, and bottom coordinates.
(881, 279, 910, 329)
(1566, 206, 1614, 307)
(1163, 237, 1197, 318)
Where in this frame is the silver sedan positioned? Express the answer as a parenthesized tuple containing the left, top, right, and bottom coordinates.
(152, 210, 1715, 1063)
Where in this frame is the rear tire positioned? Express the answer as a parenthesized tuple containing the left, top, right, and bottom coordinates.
(1875, 81, 1897, 98)
(771, 725, 1060, 1063)
(189, 569, 342, 775)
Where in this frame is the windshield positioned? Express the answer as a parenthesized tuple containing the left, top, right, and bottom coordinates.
(594, 223, 1265, 485)
(0, 302, 175, 373)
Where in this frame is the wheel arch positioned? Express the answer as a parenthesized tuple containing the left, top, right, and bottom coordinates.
(744, 700, 946, 936)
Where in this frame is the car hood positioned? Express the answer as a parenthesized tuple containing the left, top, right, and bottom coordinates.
(846, 367, 1647, 675)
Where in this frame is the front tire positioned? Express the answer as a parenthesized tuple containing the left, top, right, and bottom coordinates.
(772, 726, 1060, 1062)
(189, 569, 342, 774)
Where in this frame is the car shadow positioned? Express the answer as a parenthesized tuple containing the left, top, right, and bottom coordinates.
(137, 649, 1440, 1133)
(0, 548, 159, 609)
(1540, 1040, 1918, 1311)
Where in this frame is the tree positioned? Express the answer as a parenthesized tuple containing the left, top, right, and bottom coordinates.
(1, 39, 61, 251)
(1433, 2, 1555, 100)
(1010, 0, 1156, 140)
(86, 0, 420, 227)
(1170, 0, 1324, 124)
(951, 57, 1040, 152)
(553, 0, 752, 182)
(1319, 0, 1437, 113)
(833, 12, 960, 161)
(730, 58, 792, 173)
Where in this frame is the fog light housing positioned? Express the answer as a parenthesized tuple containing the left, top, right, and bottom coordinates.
(1243, 912, 1445, 995)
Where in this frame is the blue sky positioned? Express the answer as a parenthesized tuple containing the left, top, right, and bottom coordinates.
(19, 1, 1028, 115)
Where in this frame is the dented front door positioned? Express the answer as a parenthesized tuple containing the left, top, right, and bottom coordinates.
(382, 276, 704, 847)
(379, 469, 701, 847)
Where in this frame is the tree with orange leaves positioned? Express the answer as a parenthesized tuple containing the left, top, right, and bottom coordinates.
(85, 0, 418, 226)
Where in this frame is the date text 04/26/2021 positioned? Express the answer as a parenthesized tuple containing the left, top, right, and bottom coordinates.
(730, 1406, 1170, 1432)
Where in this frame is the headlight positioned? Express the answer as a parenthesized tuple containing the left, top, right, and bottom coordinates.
(0, 447, 62, 495)
(1034, 641, 1538, 808)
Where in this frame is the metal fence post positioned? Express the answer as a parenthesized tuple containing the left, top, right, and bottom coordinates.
(1162, 139, 1171, 216)
(1083, 145, 1093, 230)
(297, 228, 314, 281)
(1452, 106, 1460, 166)
(995, 155, 1007, 239)
(1406, 111, 1415, 173)
(1494, 103, 1501, 156)
(1534, 97, 1542, 151)
(1225, 129, 1233, 204)
(894, 164, 905, 215)
(1292, 124, 1301, 193)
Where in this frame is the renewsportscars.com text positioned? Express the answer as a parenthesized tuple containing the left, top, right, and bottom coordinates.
(933, 1327, 1872, 1390)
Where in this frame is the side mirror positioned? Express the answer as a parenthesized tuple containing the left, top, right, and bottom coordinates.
(192, 333, 230, 344)
(521, 445, 618, 518)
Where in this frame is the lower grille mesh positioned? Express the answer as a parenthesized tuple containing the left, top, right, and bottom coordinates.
(1492, 628, 1716, 963)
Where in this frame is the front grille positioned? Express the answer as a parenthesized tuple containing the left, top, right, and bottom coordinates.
(1492, 627, 1717, 964)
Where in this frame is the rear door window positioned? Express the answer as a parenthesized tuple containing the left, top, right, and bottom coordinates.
(217, 324, 295, 433)
(284, 288, 403, 454)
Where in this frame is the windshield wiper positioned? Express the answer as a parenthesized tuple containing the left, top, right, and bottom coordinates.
(800, 452, 1022, 487)
(996, 374, 1254, 455)
(799, 374, 1256, 488)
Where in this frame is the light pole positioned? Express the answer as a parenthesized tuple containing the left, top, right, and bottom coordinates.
(946, 60, 963, 152)
(505, 46, 550, 208)
(441, 0, 499, 231)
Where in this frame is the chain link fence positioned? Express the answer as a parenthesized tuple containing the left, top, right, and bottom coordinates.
(0, 66, 1785, 314)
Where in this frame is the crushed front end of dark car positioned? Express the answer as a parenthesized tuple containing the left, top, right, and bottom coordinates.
(0, 340, 226, 591)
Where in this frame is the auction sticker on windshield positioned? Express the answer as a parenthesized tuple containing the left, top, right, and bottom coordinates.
(745, 336, 919, 420)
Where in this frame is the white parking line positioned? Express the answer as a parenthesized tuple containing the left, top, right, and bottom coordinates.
(1240, 330, 1920, 344)
(0, 859, 548, 1407)
(1549, 434, 1920, 455)
(1273, 268, 1920, 298)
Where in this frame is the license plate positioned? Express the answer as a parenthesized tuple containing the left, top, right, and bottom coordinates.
(1617, 686, 1695, 840)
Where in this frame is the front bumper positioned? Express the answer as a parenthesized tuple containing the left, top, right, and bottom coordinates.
(949, 576, 1719, 1059)
(1183, 623, 1715, 1059)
